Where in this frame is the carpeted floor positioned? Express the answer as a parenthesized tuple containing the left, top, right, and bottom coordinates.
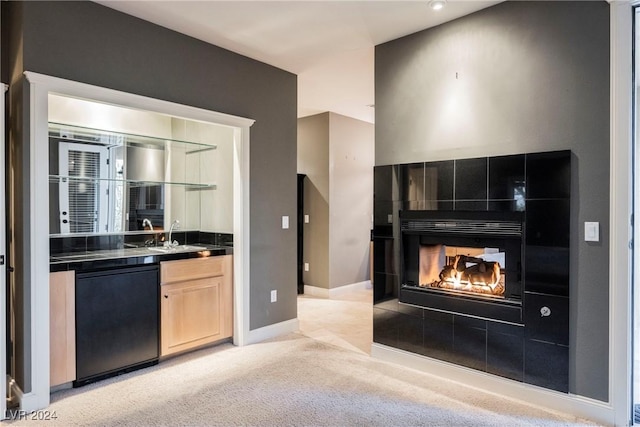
(7, 333, 598, 426)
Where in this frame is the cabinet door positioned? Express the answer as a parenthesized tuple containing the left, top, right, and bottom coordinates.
(50, 271, 75, 387)
(161, 276, 226, 356)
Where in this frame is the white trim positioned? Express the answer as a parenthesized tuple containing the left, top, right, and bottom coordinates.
(372, 343, 614, 426)
(233, 126, 251, 347)
(23, 72, 254, 129)
(304, 280, 371, 299)
(22, 71, 254, 411)
(611, 2, 634, 426)
(246, 318, 299, 345)
(27, 71, 51, 412)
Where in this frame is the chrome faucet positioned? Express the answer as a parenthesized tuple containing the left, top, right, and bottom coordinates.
(141, 218, 154, 231)
(166, 220, 180, 247)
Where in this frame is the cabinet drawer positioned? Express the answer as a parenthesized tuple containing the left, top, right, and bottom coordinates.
(161, 256, 225, 284)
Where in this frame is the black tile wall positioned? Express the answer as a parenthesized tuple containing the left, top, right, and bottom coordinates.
(489, 154, 525, 201)
(373, 150, 570, 393)
(373, 201, 396, 238)
(397, 312, 424, 355)
(373, 272, 398, 303)
(373, 307, 397, 348)
(455, 157, 488, 201)
(453, 200, 487, 211)
(525, 199, 571, 248)
(487, 322, 524, 382)
(425, 160, 454, 205)
(422, 309, 454, 361)
(400, 163, 425, 205)
(373, 238, 398, 275)
(524, 292, 569, 345)
(451, 315, 487, 371)
(374, 165, 397, 202)
(524, 340, 569, 393)
(526, 151, 571, 200)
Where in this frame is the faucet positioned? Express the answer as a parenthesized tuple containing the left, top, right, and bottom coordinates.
(166, 220, 180, 247)
(141, 218, 154, 231)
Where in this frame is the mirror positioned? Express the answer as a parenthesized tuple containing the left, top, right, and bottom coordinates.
(48, 95, 234, 236)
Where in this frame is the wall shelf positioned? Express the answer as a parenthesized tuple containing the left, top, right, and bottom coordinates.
(48, 122, 217, 153)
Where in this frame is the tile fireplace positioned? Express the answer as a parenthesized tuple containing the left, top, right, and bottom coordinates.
(373, 150, 571, 392)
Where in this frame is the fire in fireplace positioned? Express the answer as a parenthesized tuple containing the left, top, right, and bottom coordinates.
(419, 245, 505, 297)
(399, 210, 524, 323)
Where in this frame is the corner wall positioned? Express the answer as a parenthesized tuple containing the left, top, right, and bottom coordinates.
(298, 112, 374, 290)
(375, 1, 610, 401)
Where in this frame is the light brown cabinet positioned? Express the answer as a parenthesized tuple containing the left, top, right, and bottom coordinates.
(50, 270, 76, 387)
(160, 255, 232, 357)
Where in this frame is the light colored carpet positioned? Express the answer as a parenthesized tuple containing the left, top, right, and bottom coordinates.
(8, 333, 598, 426)
(298, 288, 372, 355)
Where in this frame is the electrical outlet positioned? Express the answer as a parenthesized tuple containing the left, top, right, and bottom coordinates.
(270, 290, 277, 303)
(282, 216, 289, 229)
(304, 214, 310, 224)
(304, 262, 309, 272)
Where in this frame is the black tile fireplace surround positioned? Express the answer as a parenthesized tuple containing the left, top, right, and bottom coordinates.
(373, 150, 570, 393)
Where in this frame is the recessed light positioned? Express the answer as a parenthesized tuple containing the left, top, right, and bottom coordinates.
(429, 0, 446, 11)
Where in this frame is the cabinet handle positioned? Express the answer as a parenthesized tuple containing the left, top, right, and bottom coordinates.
(164, 295, 169, 299)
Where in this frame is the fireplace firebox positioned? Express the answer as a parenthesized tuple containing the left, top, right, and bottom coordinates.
(400, 210, 524, 324)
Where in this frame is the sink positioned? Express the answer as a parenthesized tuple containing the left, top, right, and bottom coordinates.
(147, 245, 208, 253)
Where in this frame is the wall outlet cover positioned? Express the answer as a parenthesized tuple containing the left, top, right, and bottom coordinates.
(270, 290, 277, 302)
(282, 216, 289, 229)
(584, 221, 599, 242)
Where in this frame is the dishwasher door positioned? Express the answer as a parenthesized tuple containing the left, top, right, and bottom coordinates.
(75, 265, 159, 387)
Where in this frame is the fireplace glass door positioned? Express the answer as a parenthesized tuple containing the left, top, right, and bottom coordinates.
(418, 244, 506, 298)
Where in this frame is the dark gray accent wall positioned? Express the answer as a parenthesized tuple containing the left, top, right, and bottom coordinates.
(375, 1, 609, 401)
(4, 0, 297, 386)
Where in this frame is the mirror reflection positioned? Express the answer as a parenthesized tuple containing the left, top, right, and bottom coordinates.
(48, 95, 234, 237)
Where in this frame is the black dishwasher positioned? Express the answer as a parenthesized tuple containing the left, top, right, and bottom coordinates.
(74, 265, 159, 387)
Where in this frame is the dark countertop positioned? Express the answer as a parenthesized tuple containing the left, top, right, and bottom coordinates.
(50, 244, 233, 273)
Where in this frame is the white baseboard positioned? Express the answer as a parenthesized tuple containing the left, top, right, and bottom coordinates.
(10, 378, 49, 413)
(304, 280, 371, 299)
(371, 343, 614, 426)
(247, 318, 299, 345)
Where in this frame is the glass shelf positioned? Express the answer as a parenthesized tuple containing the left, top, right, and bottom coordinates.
(49, 175, 216, 191)
(48, 122, 217, 153)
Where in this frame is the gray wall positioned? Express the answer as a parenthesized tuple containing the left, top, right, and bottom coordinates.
(298, 112, 374, 290)
(4, 0, 297, 390)
(375, 1, 610, 401)
(328, 113, 374, 287)
(298, 113, 330, 289)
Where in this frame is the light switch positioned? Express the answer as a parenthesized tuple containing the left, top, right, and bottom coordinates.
(304, 214, 310, 224)
(585, 221, 599, 242)
(282, 216, 289, 229)
(387, 214, 393, 224)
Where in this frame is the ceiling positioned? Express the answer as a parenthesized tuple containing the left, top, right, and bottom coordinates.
(97, 1, 502, 123)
